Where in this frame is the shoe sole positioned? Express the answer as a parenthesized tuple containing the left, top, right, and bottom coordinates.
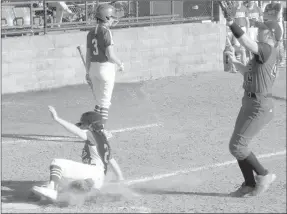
(229, 188, 255, 198)
(31, 188, 57, 202)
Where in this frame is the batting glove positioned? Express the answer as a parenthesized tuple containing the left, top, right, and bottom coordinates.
(86, 73, 92, 88)
(217, 1, 235, 22)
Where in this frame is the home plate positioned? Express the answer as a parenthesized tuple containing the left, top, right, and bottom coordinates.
(2, 203, 40, 210)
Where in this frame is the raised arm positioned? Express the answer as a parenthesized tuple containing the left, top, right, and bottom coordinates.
(227, 20, 260, 55)
(48, 106, 88, 141)
(219, 2, 260, 55)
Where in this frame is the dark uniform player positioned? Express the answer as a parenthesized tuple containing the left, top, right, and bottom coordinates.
(221, 3, 283, 197)
(30, 106, 124, 202)
(85, 3, 124, 133)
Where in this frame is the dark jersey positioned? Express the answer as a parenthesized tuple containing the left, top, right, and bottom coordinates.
(243, 42, 278, 95)
(86, 24, 114, 63)
(81, 130, 112, 174)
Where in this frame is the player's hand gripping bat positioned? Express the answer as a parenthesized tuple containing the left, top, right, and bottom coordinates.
(77, 46, 92, 89)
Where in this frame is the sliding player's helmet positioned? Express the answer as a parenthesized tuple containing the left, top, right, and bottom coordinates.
(76, 111, 103, 129)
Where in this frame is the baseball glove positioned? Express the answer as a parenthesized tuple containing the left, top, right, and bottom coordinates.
(217, 1, 235, 22)
(68, 178, 95, 193)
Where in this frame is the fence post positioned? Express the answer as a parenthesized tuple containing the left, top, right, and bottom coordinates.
(211, 0, 214, 22)
(43, 0, 47, 34)
(30, 2, 33, 32)
(171, 0, 174, 20)
(85, 0, 88, 25)
(128, 0, 130, 15)
(127, 0, 130, 27)
(136, 0, 139, 22)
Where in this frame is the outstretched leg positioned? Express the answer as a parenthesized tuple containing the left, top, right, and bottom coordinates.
(31, 159, 105, 201)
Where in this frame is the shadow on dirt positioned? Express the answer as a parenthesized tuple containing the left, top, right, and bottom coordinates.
(1, 180, 95, 208)
(1, 180, 50, 205)
(132, 187, 232, 198)
(2, 133, 82, 143)
(1, 180, 137, 208)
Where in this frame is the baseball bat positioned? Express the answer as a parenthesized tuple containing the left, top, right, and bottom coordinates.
(223, 36, 233, 72)
(77, 46, 86, 68)
(77, 46, 93, 89)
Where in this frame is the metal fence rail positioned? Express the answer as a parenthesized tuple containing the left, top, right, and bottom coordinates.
(1, 0, 215, 37)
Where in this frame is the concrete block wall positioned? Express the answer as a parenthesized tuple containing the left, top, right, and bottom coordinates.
(2, 22, 227, 94)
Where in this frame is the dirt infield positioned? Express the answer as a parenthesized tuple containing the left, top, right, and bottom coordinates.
(2, 69, 286, 213)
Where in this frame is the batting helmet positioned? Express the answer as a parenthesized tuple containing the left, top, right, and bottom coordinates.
(76, 111, 103, 129)
(95, 3, 117, 22)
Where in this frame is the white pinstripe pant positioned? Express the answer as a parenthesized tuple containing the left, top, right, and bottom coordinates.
(88, 62, 116, 122)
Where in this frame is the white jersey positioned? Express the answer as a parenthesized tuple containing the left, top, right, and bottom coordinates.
(81, 130, 111, 174)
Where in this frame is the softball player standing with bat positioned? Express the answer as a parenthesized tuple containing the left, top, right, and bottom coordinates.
(84, 3, 124, 134)
(219, 1, 282, 197)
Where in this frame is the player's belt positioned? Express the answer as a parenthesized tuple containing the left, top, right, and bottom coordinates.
(246, 92, 272, 99)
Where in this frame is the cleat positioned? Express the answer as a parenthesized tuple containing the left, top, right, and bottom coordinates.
(248, 173, 276, 196)
(31, 186, 58, 202)
(230, 182, 254, 197)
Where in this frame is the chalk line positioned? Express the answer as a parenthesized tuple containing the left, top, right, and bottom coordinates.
(125, 150, 286, 185)
(110, 123, 162, 134)
(1, 123, 162, 144)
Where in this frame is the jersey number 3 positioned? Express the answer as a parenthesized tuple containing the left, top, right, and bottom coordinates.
(92, 38, 98, 56)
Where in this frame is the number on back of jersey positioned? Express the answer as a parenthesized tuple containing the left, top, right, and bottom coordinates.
(103, 143, 110, 164)
(92, 38, 98, 56)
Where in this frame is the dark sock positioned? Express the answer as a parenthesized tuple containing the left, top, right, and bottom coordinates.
(100, 107, 108, 125)
(245, 152, 268, 176)
(94, 105, 101, 114)
(237, 159, 256, 187)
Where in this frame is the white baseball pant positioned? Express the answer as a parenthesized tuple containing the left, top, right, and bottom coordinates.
(89, 62, 116, 110)
(51, 158, 105, 189)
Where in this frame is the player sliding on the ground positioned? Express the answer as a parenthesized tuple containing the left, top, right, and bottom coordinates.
(31, 106, 124, 201)
(219, 1, 282, 197)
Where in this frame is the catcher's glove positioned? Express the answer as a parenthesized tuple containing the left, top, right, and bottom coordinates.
(68, 178, 95, 193)
(217, 1, 235, 22)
